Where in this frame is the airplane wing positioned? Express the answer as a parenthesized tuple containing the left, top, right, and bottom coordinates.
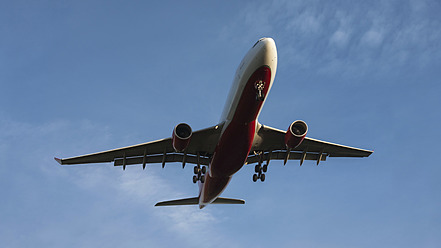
(55, 124, 224, 168)
(247, 124, 373, 165)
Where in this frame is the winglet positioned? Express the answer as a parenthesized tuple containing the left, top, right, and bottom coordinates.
(54, 157, 63, 165)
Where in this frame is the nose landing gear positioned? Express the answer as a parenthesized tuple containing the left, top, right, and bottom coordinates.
(255, 80, 265, 101)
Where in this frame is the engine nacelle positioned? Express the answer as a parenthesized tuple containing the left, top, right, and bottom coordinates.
(172, 123, 193, 152)
(284, 120, 308, 149)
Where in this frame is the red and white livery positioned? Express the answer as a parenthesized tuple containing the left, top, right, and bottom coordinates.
(55, 38, 372, 208)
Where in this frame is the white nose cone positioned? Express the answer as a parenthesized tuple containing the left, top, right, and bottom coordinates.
(257, 37, 278, 75)
(257, 37, 276, 53)
(259, 37, 275, 47)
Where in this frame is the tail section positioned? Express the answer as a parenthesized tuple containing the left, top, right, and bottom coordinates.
(212, 197, 245, 205)
(155, 197, 199, 206)
(155, 197, 245, 207)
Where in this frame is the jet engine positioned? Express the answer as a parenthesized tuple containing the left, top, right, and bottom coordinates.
(172, 123, 193, 152)
(284, 120, 308, 149)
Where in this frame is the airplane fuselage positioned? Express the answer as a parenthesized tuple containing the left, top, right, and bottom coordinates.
(198, 38, 278, 208)
(55, 37, 372, 208)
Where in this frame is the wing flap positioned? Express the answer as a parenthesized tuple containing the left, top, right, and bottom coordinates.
(246, 150, 327, 164)
(56, 124, 223, 166)
(57, 139, 171, 165)
(113, 153, 210, 167)
(250, 123, 372, 164)
(302, 137, 372, 157)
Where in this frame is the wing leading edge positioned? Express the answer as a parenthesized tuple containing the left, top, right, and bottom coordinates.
(55, 122, 372, 168)
(248, 124, 372, 165)
(55, 124, 223, 168)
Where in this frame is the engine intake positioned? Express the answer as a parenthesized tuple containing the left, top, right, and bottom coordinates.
(172, 123, 192, 152)
(284, 120, 308, 149)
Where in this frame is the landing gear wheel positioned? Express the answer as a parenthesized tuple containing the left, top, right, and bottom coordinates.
(260, 174, 266, 182)
(253, 174, 258, 182)
(201, 166, 207, 174)
(194, 166, 200, 174)
(193, 175, 198, 183)
(200, 175, 205, 183)
(262, 164, 268, 173)
(255, 164, 261, 173)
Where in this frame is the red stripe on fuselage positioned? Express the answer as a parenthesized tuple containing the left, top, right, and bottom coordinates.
(201, 66, 271, 204)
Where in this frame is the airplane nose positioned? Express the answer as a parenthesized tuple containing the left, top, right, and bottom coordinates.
(260, 37, 276, 50)
(254, 37, 276, 53)
(253, 37, 274, 48)
(260, 37, 273, 43)
(254, 37, 277, 72)
(254, 38, 277, 61)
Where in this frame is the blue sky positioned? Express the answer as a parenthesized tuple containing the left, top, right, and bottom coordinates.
(1, 0, 440, 247)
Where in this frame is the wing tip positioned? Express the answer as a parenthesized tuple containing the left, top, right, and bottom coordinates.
(54, 157, 63, 165)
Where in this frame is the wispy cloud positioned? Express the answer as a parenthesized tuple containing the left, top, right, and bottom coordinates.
(330, 30, 350, 47)
(221, 0, 441, 80)
(0, 116, 233, 247)
(361, 29, 384, 47)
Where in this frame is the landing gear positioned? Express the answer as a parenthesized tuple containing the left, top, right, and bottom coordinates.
(253, 174, 258, 182)
(253, 162, 268, 182)
(255, 164, 261, 173)
(252, 151, 268, 182)
(193, 165, 207, 183)
(255, 80, 265, 101)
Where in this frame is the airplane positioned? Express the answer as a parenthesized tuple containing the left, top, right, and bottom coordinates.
(55, 37, 373, 209)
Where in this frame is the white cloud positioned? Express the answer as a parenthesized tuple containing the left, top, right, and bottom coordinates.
(330, 29, 350, 47)
(0, 115, 232, 248)
(220, 0, 441, 80)
(287, 10, 323, 35)
(113, 171, 227, 247)
(361, 28, 384, 47)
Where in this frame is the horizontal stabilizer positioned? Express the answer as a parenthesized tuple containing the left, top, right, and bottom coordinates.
(54, 157, 62, 165)
(155, 197, 199, 206)
(212, 197, 245, 205)
(155, 197, 245, 207)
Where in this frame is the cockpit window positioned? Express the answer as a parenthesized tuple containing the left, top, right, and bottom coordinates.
(252, 38, 265, 48)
